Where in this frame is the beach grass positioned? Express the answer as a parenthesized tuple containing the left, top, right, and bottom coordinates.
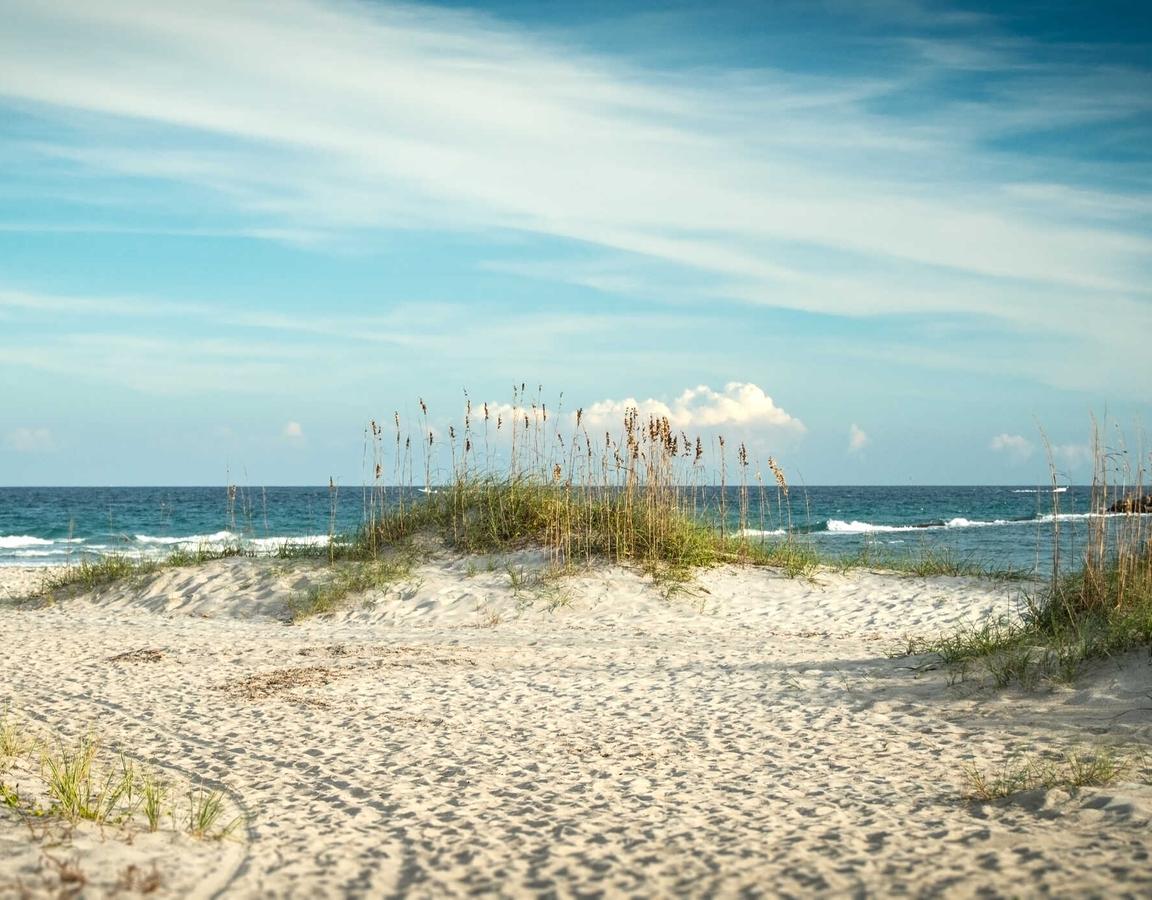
(0, 711, 239, 840)
(186, 787, 240, 840)
(834, 543, 1033, 580)
(286, 558, 414, 621)
(12, 540, 343, 608)
(349, 389, 810, 578)
(902, 424, 1151, 686)
(962, 748, 1137, 801)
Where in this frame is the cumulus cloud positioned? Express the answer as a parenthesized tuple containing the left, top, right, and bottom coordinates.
(989, 433, 1034, 460)
(282, 421, 305, 440)
(579, 383, 804, 434)
(848, 424, 869, 452)
(3, 427, 55, 453)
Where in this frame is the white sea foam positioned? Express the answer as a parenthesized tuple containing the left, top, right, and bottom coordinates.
(944, 517, 1011, 528)
(828, 517, 1013, 534)
(130, 532, 335, 548)
(133, 531, 239, 545)
(827, 520, 922, 534)
(0, 535, 55, 548)
(0, 532, 339, 566)
(1036, 511, 1151, 523)
(737, 528, 786, 537)
(1011, 487, 1068, 494)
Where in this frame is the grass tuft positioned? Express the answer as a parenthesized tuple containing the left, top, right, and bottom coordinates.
(963, 749, 1134, 801)
(287, 558, 413, 621)
(0, 711, 239, 842)
(187, 787, 240, 840)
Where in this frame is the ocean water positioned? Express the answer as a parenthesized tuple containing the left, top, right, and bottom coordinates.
(0, 485, 1140, 573)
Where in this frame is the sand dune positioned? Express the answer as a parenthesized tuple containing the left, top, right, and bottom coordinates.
(2, 556, 1150, 897)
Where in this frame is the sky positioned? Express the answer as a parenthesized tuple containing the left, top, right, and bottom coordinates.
(0, 0, 1149, 486)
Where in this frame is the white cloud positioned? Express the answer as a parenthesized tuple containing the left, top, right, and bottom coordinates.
(3, 427, 55, 453)
(848, 424, 869, 452)
(282, 421, 305, 440)
(1051, 443, 1092, 469)
(0, 0, 1147, 355)
(579, 383, 804, 434)
(989, 433, 1034, 461)
(1, 287, 664, 396)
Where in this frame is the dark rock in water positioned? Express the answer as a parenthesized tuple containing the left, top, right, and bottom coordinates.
(1107, 493, 1152, 513)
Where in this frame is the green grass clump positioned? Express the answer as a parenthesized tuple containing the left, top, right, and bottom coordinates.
(141, 772, 167, 832)
(0, 711, 240, 841)
(736, 540, 821, 579)
(287, 558, 413, 621)
(963, 749, 1135, 801)
(16, 540, 348, 608)
(350, 391, 815, 579)
(40, 555, 160, 597)
(361, 476, 730, 576)
(904, 545, 1152, 689)
(186, 787, 240, 840)
(40, 736, 142, 825)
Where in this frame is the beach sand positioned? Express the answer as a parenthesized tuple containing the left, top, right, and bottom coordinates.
(2, 555, 1151, 897)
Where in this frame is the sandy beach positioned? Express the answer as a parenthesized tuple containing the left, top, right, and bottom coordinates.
(2, 555, 1151, 898)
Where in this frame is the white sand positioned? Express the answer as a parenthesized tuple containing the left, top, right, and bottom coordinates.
(2, 555, 1151, 897)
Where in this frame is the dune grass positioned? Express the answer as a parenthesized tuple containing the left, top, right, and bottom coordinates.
(14, 539, 348, 608)
(903, 425, 1152, 687)
(0, 711, 238, 840)
(286, 558, 414, 621)
(348, 391, 821, 579)
(962, 748, 1137, 801)
(832, 543, 1032, 580)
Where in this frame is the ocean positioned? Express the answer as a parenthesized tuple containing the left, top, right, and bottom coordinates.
(0, 485, 1135, 573)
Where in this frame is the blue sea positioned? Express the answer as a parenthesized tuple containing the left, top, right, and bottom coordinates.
(0, 485, 1137, 573)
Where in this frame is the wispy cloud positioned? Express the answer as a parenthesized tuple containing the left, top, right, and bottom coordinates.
(0, 0, 1147, 349)
(848, 424, 869, 453)
(0, 285, 709, 396)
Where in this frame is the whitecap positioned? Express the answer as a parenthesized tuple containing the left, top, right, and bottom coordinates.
(944, 517, 1010, 528)
(0, 535, 55, 548)
(827, 517, 1012, 534)
(132, 531, 239, 545)
(826, 520, 926, 534)
(248, 535, 334, 549)
(737, 528, 786, 538)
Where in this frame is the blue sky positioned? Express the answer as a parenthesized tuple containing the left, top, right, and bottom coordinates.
(1, 0, 1149, 485)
